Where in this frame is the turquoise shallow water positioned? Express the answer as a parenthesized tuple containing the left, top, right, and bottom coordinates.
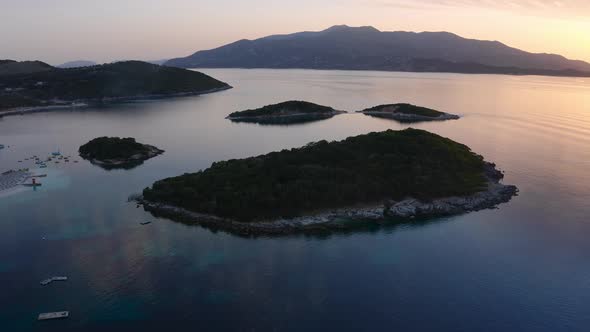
(0, 69, 589, 331)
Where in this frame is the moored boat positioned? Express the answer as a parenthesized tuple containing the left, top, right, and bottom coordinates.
(38, 311, 69, 321)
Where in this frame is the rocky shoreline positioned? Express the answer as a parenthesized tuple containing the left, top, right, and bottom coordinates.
(82, 144, 164, 168)
(358, 103, 460, 122)
(361, 111, 460, 122)
(226, 110, 346, 124)
(139, 162, 517, 236)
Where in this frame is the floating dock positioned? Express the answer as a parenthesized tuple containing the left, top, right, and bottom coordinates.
(40, 276, 68, 286)
(38, 311, 69, 321)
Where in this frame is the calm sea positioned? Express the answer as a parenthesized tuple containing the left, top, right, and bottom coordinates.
(0, 69, 589, 331)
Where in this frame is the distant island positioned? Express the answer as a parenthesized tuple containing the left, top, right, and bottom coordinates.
(57, 60, 98, 68)
(226, 101, 346, 124)
(359, 104, 459, 122)
(79, 137, 164, 169)
(141, 129, 517, 235)
(0, 60, 231, 115)
(165, 25, 590, 78)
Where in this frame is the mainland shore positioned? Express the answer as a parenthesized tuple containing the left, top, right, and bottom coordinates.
(0, 86, 232, 118)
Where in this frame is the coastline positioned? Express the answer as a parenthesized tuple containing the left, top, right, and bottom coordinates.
(81, 145, 164, 169)
(0, 86, 232, 118)
(226, 110, 346, 124)
(186, 66, 590, 78)
(361, 111, 460, 122)
(139, 163, 518, 236)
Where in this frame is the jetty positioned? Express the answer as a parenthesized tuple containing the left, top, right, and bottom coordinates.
(38, 311, 69, 321)
(40, 276, 68, 286)
(22, 177, 42, 187)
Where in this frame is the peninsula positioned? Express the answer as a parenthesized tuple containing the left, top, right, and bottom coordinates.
(359, 103, 459, 122)
(0, 60, 231, 115)
(79, 137, 164, 169)
(226, 101, 345, 124)
(141, 129, 517, 235)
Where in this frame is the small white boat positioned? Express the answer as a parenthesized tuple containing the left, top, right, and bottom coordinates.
(40, 276, 68, 285)
(38, 311, 69, 321)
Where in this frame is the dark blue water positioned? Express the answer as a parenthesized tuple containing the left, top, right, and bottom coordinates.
(1, 69, 589, 331)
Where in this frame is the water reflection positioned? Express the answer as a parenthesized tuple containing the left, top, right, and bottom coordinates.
(0, 69, 589, 331)
(144, 204, 467, 240)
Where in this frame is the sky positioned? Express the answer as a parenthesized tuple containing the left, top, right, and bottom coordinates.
(1, 0, 589, 65)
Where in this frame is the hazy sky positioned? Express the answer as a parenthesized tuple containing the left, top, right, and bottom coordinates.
(1, 0, 589, 65)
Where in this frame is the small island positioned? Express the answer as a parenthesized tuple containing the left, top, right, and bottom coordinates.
(0, 60, 231, 116)
(79, 137, 164, 169)
(226, 101, 346, 125)
(141, 129, 517, 235)
(359, 103, 460, 122)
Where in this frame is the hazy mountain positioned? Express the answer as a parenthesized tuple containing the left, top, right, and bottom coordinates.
(0, 60, 54, 76)
(146, 59, 169, 65)
(166, 25, 590, 77)
(58, 60, 98, 68)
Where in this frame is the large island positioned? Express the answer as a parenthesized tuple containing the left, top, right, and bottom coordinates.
(359, 103, 460, 122)
(226, 101, 345, 125)
(0, 60, 231, 115)
(79, 137, 164, 169)
(141, 129, 517, 235)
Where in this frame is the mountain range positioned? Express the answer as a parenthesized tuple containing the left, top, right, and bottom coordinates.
(165, 25, 590, 77)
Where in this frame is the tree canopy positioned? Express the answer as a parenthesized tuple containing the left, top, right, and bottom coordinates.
(143, 129, 488, 222)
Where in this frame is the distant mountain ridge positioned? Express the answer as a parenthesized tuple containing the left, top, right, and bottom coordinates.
(165, 25, 590, 77)
(58, 60, 98, 68)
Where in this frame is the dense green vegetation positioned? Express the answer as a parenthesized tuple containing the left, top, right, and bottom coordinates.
(0, 61, 230, 110)
(227, 101, 342, 124)
(360, 103, 444, 117)
(79, 137, 156, 160)
(228, 101, 338, 118)
(143, 129, 489, 222)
